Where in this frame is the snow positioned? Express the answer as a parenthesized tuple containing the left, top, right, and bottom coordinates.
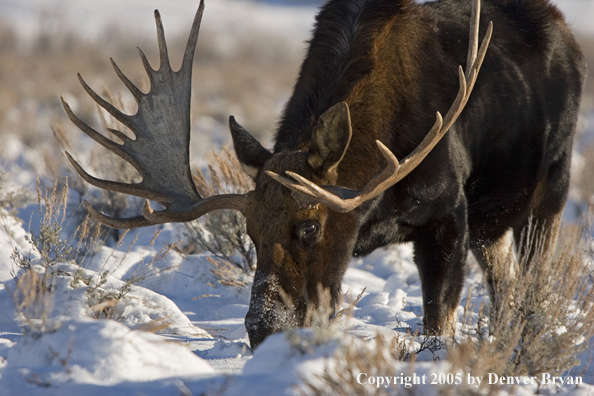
(4, 318, 214, 384)
(1, 0, 594, 395)
(1, 201, 593, 394)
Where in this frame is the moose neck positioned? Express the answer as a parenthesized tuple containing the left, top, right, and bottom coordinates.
(274, 0, 431, 190)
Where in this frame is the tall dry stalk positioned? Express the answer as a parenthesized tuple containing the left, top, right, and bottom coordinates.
(447, 217, 594, 394)
(186, 146, 256, 272)
(8, 180, 71, 335)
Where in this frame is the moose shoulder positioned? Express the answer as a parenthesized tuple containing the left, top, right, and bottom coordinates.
(63, 0, 586, 349)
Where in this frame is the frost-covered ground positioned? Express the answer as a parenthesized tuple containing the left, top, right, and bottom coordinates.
(1, 0, 594, 395)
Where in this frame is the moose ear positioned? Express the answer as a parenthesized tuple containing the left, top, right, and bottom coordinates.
(307, 102, 352, 176)
(229, 116, 273, 180)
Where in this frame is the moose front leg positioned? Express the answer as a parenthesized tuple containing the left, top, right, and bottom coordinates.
(413, 205, 468, 336)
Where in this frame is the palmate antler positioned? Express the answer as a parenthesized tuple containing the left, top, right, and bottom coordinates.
(63, 0, 250, 228)
(266, 0, 492, 213)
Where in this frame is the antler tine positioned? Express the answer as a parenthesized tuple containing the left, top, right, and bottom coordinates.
(65, 152, 171, 203)
(272, 0, 491, 213)
(76, 74, 136, 133)
(154, 10, 171, 72)
(284, 171, 356, 213)
(466, 0, 481, 81)
(265, 170, 313, 196)
(137, 47, 157, 88)
(84, 201, 160, 228)
(181, 0, 205, 76)
(111, 58, 144, 101)
(64, 1, 253, 229)
(106, 127, 132, 144)
(61, 97, 127, 157)
(467, 22, 493, 94)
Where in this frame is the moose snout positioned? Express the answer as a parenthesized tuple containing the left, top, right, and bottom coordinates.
(245, 303, 279, 349)
(245, 295, 300, 349)
(245, 272, 302, 349)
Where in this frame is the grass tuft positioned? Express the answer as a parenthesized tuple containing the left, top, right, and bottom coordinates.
(186, 147, 256, 273)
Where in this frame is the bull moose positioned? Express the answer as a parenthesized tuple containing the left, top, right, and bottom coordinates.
(62, 0, 586, 348)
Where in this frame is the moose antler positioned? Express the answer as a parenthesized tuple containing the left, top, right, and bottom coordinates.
(63, 0, 250, 228)
(266, 0, 492, 213)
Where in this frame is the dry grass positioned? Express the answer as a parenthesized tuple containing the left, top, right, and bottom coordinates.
(0, 16, 298, 182)
(80, 226, 179, 321)
(295, 333, 415, 396)
(185, 147, 256, 273)
(7, 178, 177, 334)
(207, 256, 252, 290)
(292, 286, 440, 396)
(7, 267, 57, 336)
(7, 180, 71, 335)
(444, 218, 594, 395)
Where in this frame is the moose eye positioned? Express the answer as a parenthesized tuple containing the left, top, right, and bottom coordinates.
(295, 221, 321, 245)
(302, 224, 317, 236)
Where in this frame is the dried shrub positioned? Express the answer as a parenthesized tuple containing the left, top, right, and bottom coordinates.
(7, 180, 71, 335)
(186, 147, 256, 272)
(503, 223, 594, 377)
(7, 180, 103, 332)
(7, 178, 176, 335)
(446, 217, 594, 395)
(81, 227, 179, 321)
(7, 267, 57, 336)
(292, 286, 444, 396)
(296, 333, 415, 396)
(12, 180, 72, 271)
(207, 256, 252, 290)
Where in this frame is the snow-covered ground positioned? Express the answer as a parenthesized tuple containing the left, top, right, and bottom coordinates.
(2, 205, 591, 395)
(1, 0, 594, 395)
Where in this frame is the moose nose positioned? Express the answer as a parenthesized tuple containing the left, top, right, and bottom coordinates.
(245, 272, 300, 349)
(245, 304, 274, 349)
(245, 271, 282, 349)
(245, 297, 301, 349)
